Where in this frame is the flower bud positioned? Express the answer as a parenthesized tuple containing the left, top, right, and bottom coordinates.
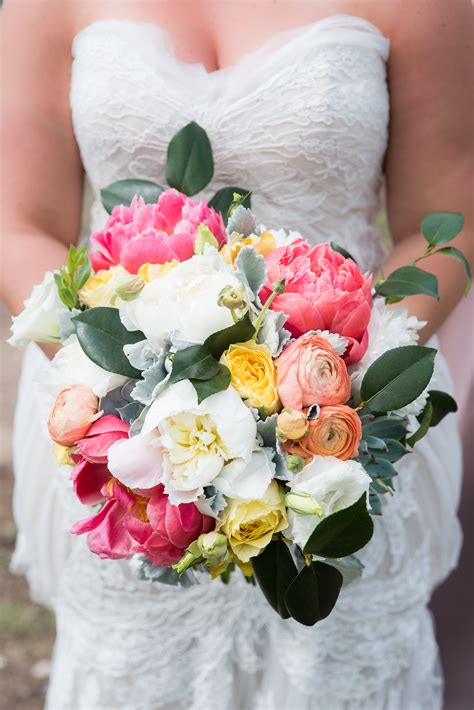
(271, 278, 286, 294)
(285, 491, 323, 516)
(172, 540, 202, 575)
(194, 224, 219, 254)
(217, 284, 247, 310)
(276, 408, 308, 441)
(286, 454, 306, 474)
(48, 385, 100, 447)
(197, 531, 229, 565)
(115, 275, 145, 301)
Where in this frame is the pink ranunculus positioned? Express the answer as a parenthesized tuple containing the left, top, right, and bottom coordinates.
(260, 240, 372, 364)
(70, 415, 130, 505)
(90, 189, 226, 274)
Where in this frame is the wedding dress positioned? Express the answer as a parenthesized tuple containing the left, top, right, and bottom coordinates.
(11, 15, 463, 710)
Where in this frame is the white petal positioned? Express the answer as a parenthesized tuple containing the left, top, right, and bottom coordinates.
(215, 449, 275, 500)
(107, 431, 163, 489)
(142, 380, 198, 434)
(198, 386, 257, 460)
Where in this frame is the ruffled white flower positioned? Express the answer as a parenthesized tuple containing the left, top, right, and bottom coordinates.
(287, 456, 371, 548)
(214, 449, 275, 500)
(118, 252, 240, 349)
(350, 298, 429, 415)
(107, 380, 257, 504)
(8, 271, 62, 348)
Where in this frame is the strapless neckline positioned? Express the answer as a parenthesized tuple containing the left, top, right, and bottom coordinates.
(72, 14, 389, 80)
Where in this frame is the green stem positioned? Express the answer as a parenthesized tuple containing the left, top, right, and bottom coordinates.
(253, 291, 279, 338)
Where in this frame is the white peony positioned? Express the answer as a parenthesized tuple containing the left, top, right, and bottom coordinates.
(287, 456, 371, 548)
(8, 271, 62, 348)
(214, 449, 275, 500)
(50, 335, 128, 398)
(118, 252, 241, 350)
(350, 298, 430, 415)
(107, 380, 257, 504)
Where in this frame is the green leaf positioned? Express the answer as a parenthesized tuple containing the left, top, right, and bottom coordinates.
(375, 266, 438, 300)
(166, 121, 214, 196)
(284, 562, 343, 626)
(208, 187, 251, 225)
(360, 346, 436, 413)
(433, 246, 471, 295)
(421, 211, 464, 247)
(72, 307, 144, 378)
(362, 415, 407, 441)
(203, 314, 256, 359)
(191, 364, 231, 403)
(369, 492, 382, 515)
(100, 179, 164, 214)
(168, 345, 221, 384)
(330, 242, 357, 263)
(373, 438, 407, 462)
(251, 539, 298, 619)
(407, 401, 433, 447)
(421, 389, 457, 427)
(365, 458, 397, 480)
(303, 494, 374, 558)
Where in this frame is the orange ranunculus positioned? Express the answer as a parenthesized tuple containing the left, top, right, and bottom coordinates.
(282, 405, 362, 462)
(276, 335, 350, 410)
(48, 384, 100, 447)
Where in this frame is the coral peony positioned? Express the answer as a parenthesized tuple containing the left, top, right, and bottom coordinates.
(276, 334, 351, 410)
(90, 189, 226, 274)
(260, 240, 372, 363)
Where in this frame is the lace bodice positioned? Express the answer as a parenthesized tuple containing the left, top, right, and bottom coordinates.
(71, 15, 390, 272)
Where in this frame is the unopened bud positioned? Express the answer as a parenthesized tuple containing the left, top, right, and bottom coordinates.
(115, 276, 145, 301)
(271, 279, 286, 294)
(172, 540, 202, 574)
(285, 491, 323, 516)
(217, 284, 247, 310)
(194, 224, 219, 254)
(197, 531, 229, 565)
(276, 408, 308, 441)
(286, 454, 306, 474)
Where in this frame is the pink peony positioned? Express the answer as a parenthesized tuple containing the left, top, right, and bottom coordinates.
(260, 240, 372, 364)
(90, 189, 226, 274)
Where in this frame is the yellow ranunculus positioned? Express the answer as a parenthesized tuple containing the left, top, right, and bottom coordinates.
(79, 265, 130, 308)
(220, 340, 280, 415)
(220, 231, 276, 265)
(138, 260, 178, 282)
(219, 481, 288, 563)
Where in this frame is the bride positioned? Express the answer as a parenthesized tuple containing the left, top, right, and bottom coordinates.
(1, 1, 472, 708)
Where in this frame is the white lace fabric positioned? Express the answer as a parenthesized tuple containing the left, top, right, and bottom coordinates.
(10, 15, 463, 710)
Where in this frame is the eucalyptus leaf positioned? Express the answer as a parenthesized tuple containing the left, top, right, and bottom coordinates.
(433, 246, 471, 294)
(208, 187, 251, 224)
(203, 314, 255, 359)
(303, 494, 374, 558)
(100, 179, 164, 214)
(373, 439, 407, 463)
(362, 415, 407, 441)
(421, 211, 464, 247)
(252, 539, 298, 619)
(169, 345, 221, 384)
(360, 346, 436, 413)
(73, 307, 144, 378)
(191, 364, 231, 403)
(369, 491, 382, 515)
(166, 121, 214, 195)
(285, 561, 343, 626)
(375, 266, 438, 300)
(364, 458, 397, 479)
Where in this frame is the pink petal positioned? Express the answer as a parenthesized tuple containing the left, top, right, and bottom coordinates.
(71, 459, 110, 505)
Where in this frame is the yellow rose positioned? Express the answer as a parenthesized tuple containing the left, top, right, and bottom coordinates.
(219, 481, 288, 563)
(220, 340, 280, 415)
(138, 260, 178, 282)
(79, 265, 130, 307)
(220, 231, 276, 265)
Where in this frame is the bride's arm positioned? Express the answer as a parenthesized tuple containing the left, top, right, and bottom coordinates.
(0, 3, 83, 314)
(382, 1, 472, 341)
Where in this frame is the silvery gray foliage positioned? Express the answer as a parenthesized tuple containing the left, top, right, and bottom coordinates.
(226, 205, 257, 237)
(101, 381, 136, 415)
(129, 404, 151, 437)
(203, 485, 227, 515)
(138, 557, 199, 588)
(124, 339, 161, 371)
(116, 401, 143, 424)
(131, 351, 170, 405)
(256, 414, 288, 480)
(321, 555, 364, 587)
(58, 307, 82, 343)
(234, 246, 266, 306)
(257, 309, 292, 356)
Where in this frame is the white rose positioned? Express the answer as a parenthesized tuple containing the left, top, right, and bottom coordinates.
(108, 380, 257, 503)
(8, 271, 62, 348)
(51, 335, 128, 398)
(350, 299, 429, 415)
(119, 252, 241, 349)
(287, 456, 371, 548)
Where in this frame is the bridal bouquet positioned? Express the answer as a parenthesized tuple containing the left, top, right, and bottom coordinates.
(9, 123, 469, 626)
